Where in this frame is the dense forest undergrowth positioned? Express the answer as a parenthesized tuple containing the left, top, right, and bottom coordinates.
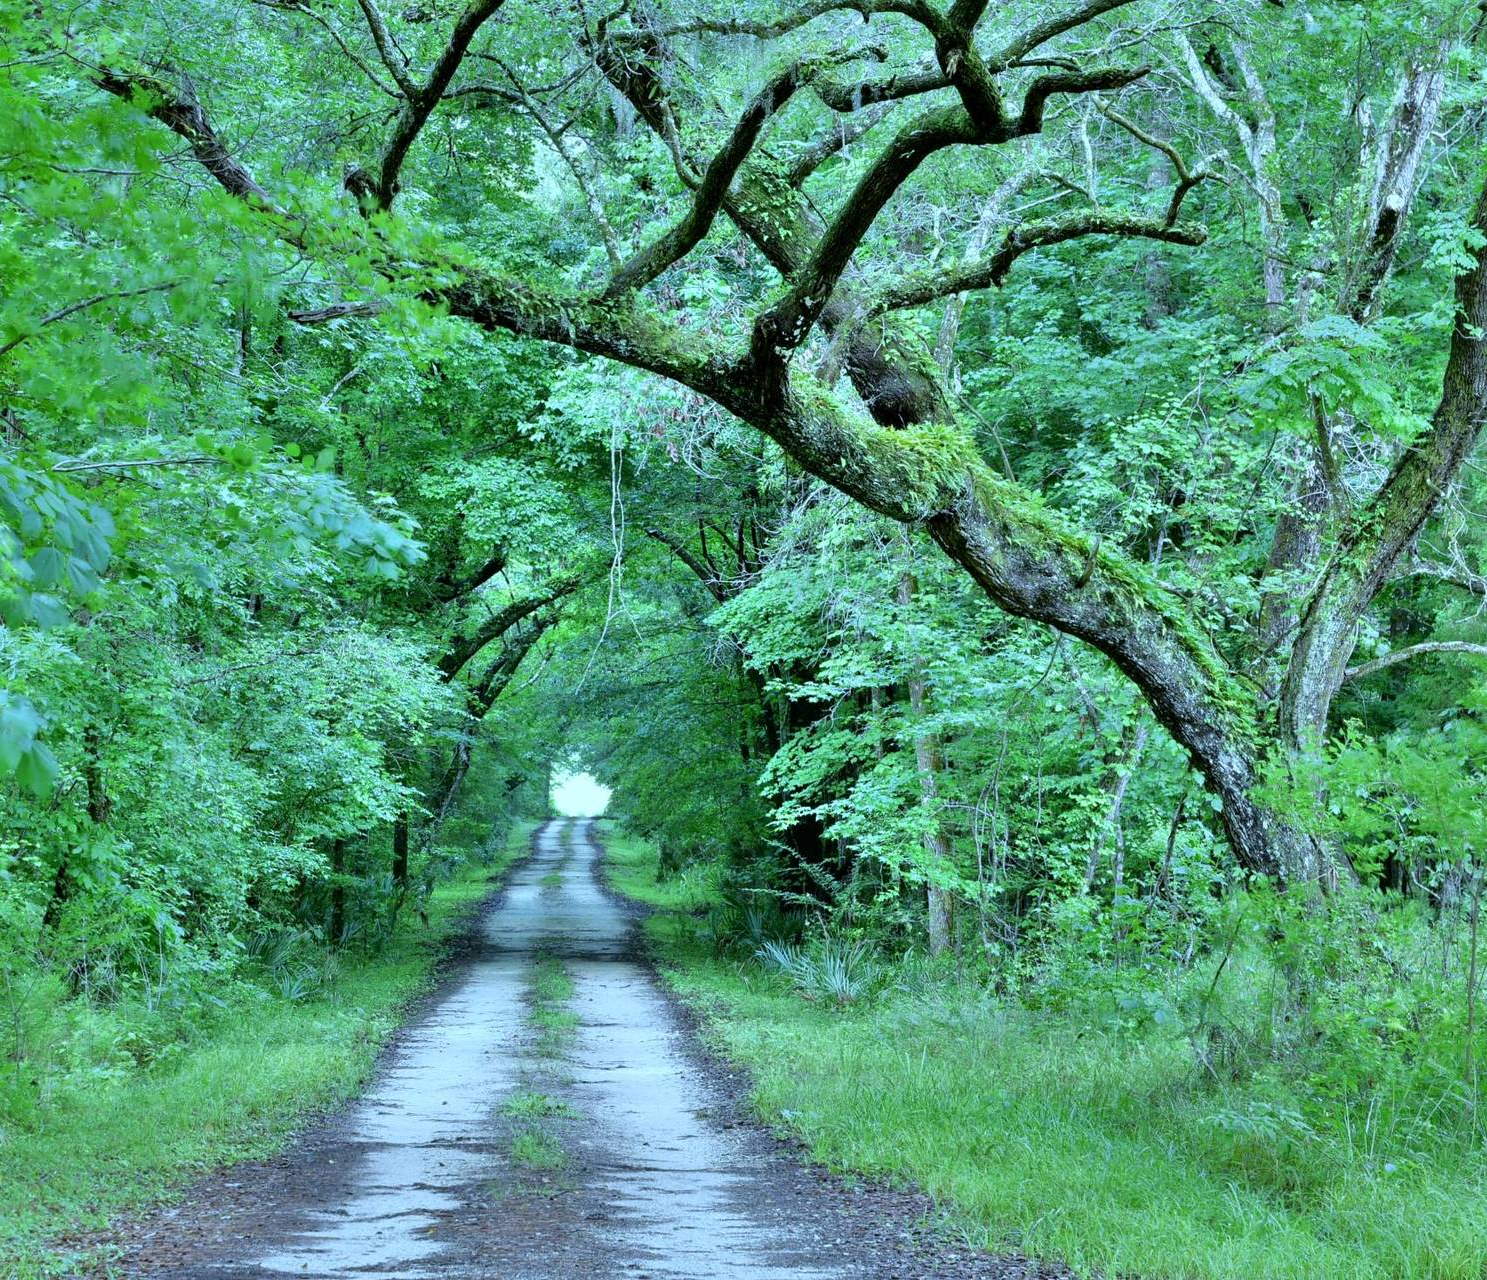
(6, 0, 1487, 1275)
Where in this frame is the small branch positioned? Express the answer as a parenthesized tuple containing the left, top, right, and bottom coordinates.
(52, 455, 222, 474)
(1096, 99, 1219, 226)
(354, 0, 419, 97)
(289, 300, 382, 324)
(347, 0, 509, 210)
(1344, 641, 1487, 683)
(0, 280, 183, 359)
(498, 62, 622, 272)
(645, 527, 731, 602)
(432, 544, 510, 604)
(1403, 557, 1487, 596)
(253, 0, 401, 98)
(1041, 168, 1096, 204)
(868, 212, 1206, 313)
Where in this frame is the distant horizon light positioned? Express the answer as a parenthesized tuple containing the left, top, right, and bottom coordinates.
(551, 768, 612, 817)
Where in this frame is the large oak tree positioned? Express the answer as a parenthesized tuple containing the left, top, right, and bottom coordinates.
(75, 0, 1487, 881)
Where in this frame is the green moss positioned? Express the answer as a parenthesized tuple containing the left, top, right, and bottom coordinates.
(795, 381, 1257, 734)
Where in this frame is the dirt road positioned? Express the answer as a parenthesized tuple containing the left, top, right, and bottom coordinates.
(104, 820, 1054, 1279)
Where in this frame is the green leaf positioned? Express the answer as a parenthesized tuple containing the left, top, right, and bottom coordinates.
(15, 741, 59, 798)
(29, 545, 65, 588)
(28, 593, 68, 628)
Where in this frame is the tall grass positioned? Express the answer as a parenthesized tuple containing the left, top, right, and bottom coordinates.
(605, 823, 1487, 1280)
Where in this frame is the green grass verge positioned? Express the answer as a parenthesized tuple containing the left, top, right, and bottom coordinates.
(0, 820, 538, 1278)
(601, 822, 1487, 1280)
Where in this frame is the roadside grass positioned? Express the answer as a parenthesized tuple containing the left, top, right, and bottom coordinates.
(508, 947, 577, 1177)
(532, 955, 576, 1004)
(0, 820, 538, 1279)
(601, 822, 1487, 1280)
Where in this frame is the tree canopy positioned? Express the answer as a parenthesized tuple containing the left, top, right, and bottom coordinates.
(6, 4, 1487, 1268)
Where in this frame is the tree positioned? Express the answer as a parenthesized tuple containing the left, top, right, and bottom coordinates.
(55, 0, 1487, 882)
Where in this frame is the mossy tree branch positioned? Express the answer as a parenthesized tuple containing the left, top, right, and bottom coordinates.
(438, 574, 586, 680)
(866, 212, 1207, 315)
(1280, 172, 1487, 749)
(606, 47, 876, 295)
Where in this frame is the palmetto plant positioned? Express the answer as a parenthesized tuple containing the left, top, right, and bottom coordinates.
(756, 938, 881, 1005)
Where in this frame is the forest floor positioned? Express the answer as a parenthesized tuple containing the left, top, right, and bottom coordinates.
(75, 818, 1043, 1279)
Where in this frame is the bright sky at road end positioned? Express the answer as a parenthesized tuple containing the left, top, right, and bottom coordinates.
(551, 769, 612, 817)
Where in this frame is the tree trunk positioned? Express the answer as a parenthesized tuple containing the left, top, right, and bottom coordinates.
(392, 811, 409, 891)
(44, 723, 110, 933)
(896, 568, 953, 955)
(329, 838, 346, 945)
(1280, 174, 1487, 751)
(1084, 721, 1149, 894)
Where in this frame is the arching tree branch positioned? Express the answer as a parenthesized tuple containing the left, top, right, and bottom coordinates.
(1344, 642, 1487, 683)
(645, 527, 732, 603)
(788, 106, 896, 185)
(93, 69, 282, 213)
(607, 48, 874, 294)
(754, 64, 1145, 356)
(988, 0, 1140, 69)
(867, 212, 1206, 315)
(354, 0, 418, 97)
(814, 63, 948, 112)
(438, 575, 585, 679)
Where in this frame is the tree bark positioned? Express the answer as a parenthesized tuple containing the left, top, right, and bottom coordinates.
(329, 837, 347, 945)
(392, 811, 410, 891)
(896, 568, 953, 955)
